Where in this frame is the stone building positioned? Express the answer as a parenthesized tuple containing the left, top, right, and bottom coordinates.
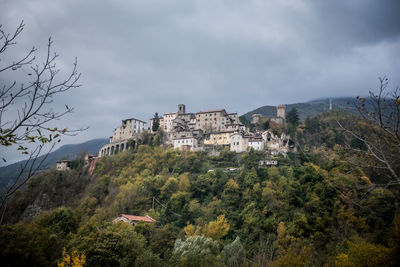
(259, 159, 278, 167)
(252, 114, 261, 124)
(112, 214, 157, 225)
(151, 104, 197, 134)
(195, 109, 239, 133)
(173, 137, 198, 151)
(230, 133, 249, 153)
(250, 105, 286, 126)
(204, 131, 233, 146)
(110, 118, 147, 143)
(248, 136, 265, 151)
(99, 117, 147, 157)
(277, 104, 285, 119)
(56, 160, 71, 171)
(262, 130, 290, 154)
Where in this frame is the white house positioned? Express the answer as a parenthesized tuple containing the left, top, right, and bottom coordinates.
(259, 160, 278, 167)
(248, 137, 265, 151)
(173, 137, 198, 151)
(230, 133, 249, 153)
(56, 160, 71, 171)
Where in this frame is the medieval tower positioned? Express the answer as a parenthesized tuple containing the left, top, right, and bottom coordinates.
(178, 104, 186, 115)
(277, 104, 286, 119)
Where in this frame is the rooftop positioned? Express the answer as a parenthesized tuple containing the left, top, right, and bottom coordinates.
(120, 214, 157, 223)
(122, 118, 147, 124)
(196, 109, 227, 114)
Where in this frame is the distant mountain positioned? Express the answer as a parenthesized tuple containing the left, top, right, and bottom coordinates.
(0, 138, 108, 190)
(243, 97, 359, 121)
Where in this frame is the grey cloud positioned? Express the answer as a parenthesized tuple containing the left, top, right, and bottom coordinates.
(1, 0, 400, 165)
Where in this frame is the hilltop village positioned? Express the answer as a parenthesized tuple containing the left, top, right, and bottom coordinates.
(97, 104, 293, 159)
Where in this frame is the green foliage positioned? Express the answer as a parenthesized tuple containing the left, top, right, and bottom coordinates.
(239, 115, 251, 127)
(262, 119, 270, 130)
(36, 207, 79, 239)
(286, 107, 300, 126)
(152, 128, 164, 147)
(173, 235, 221, 266)
(2, 134, 399, 266)
(332, 238, 394, 267)
(0, 223, 53, 266)
(221, 236, 246, 267)
(152, 112, 160, 132)
(135, 250, 162, 267)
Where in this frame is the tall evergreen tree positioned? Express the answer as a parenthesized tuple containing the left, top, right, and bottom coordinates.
(286, 108, 300, 126)
(152, 112, 160, 132)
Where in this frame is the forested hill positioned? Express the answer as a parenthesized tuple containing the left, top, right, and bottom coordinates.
(243, 97, 358, 121)
(1, 111, 399, 266)
(0, 138, 108, 190)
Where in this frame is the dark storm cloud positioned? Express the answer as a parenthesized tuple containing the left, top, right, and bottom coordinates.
(1, 0, 400, 164)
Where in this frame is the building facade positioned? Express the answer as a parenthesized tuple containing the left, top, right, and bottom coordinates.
(99, 117, 147, 157)
(110, 118, 147, 143)
(173, 137, 198, 151)
(248, 137, 265, 151)
(230, 133, 249, 153)
(56, 160, 71, 171)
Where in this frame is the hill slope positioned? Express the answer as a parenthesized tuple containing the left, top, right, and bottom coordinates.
(0, 138, 108, 189)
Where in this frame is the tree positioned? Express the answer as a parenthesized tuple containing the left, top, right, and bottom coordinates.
(286, 108, 300, 126)
(336, 77, 400, 187)
(332, 239, 394, 267)
(58, 248, 86, 267)
(203, 214, 230, 241)
(221, 236, 246, 267)
(173, 235, 221, 266)
(152, 112, 160, 132)
(0, 21, 84, 222)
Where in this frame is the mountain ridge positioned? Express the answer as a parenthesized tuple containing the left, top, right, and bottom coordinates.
(243, 97, 358, 121)
(0, 138, 108, 189)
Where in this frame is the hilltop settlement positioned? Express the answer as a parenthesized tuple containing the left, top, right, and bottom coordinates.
(97, 104, 293, 157)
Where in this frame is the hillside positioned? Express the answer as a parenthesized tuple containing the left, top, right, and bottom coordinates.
(0, 111, 399, 266)
(243, 97, 358, 121)
(0, 138, 108, 190)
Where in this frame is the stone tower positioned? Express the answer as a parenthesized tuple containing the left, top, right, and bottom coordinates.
(277, 105, 285, 119)
(252, 114, 261, 124)
(178, 104, 186, 115)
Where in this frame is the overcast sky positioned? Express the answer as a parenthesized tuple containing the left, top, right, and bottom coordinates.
(1, 0, 400, 165)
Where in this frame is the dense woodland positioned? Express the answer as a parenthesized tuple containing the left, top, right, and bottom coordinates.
(1, 110, 399, 266)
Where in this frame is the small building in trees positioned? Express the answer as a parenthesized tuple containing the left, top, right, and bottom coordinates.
(56, 160, 71, 171)
(259, 159, 278, 167)
(112, 214, 157, 225)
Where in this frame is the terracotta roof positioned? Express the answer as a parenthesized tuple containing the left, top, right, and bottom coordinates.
(120, 214, 157, 223)
(196, 109, 226, 114)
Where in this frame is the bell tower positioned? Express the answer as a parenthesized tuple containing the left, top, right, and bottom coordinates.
(178, 104, 186, 115)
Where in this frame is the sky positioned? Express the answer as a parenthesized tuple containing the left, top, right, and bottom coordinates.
(1, 0, 400, 165)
